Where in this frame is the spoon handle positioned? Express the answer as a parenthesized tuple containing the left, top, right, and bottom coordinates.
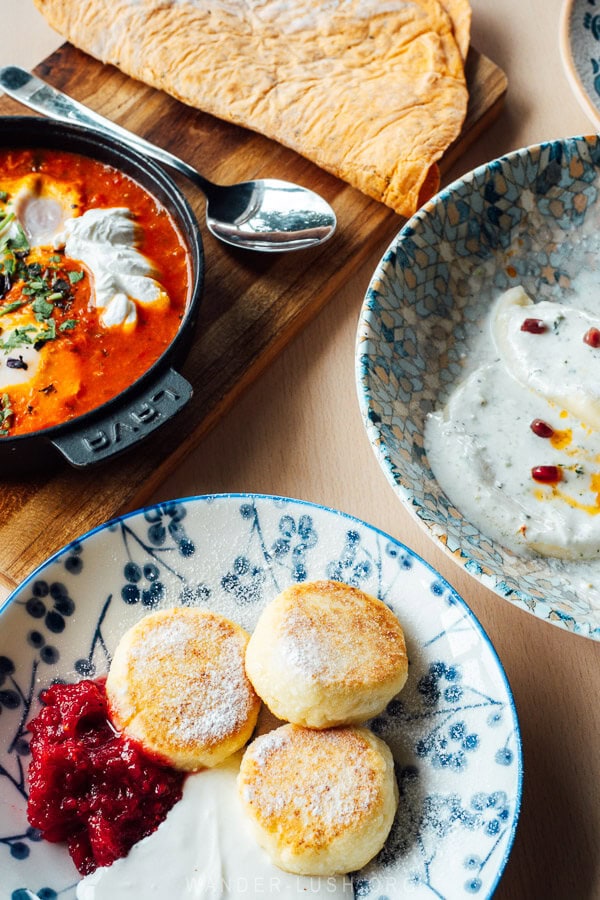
(0, 66, 213, 196)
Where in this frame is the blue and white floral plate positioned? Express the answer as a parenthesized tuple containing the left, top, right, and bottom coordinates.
(0, 494, 520, 900)
(357, 136, 600, 641)
(560, 0, 600, 130)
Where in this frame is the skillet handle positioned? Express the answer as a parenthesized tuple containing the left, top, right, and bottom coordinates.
(49, 368, 193, 467)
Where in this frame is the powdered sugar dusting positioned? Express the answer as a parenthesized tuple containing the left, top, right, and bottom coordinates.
(243, 728, 380, 832)
(251, 725, 291, 765)
(276, 607, 341, 679)
(130, 614, 255, 747)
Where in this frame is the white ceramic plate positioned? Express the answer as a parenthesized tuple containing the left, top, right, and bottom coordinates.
(560, 0, 600, 129)
(0, 494, 521, 900)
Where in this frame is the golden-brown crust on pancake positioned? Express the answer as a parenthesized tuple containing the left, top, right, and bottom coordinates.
(33, 0, 469, 217)
(238, 723, 398, 875)
(106, 607, 261, 770)
(245, 580, 408, 727)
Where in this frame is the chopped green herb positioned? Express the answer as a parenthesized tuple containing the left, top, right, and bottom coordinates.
(49, 255, 63, 263)
(2, 256, 15, 277)
(0, 213, 15, 239)
(34, 319, 56, 348)
(6, 223, 29, 253)
(32, 297, 54, 320)
(0, 191, 8, 203)
(0, 301, 26, 316)
(68, 270, 85, 284)
(0, 325, 37, 350)
(59, 319, 78, 332)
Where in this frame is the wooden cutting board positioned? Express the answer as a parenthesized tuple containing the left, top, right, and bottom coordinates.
(0, 43, 507, 590)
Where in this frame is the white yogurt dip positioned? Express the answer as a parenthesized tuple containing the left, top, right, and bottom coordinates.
(77, 753, 352, 899)
(55, 207, 169, 329)
(493, 286, 600, 428)
(425, 285, 600, 560)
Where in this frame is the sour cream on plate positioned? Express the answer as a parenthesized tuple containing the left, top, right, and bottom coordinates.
(77, 753, 350, 899)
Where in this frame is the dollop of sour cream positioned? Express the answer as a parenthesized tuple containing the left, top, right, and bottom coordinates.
(0, 190, 169, 393)
(76, 753, 351, 899)
(425, 285, 600, 560)
(55, 207, 169, 330)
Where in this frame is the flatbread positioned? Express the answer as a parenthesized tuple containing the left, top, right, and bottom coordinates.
(440, 0, 472, 59)
(34, 0, 470, 217)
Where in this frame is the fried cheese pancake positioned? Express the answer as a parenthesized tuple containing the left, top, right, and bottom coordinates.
(106, 607, 261, 770)
(238, 723, 398, 875)
(245, 580, 408, 728)
(34, 0, 470, 217)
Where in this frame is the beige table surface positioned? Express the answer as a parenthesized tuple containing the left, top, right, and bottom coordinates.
(4, 1, 600, 897)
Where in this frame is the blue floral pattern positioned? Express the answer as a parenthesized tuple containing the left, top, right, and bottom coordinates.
(0, 494, 521, 899)
(357, 136, 600, 640)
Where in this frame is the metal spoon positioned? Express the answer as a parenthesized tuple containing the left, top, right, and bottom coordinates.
(0, 66, 337, 252)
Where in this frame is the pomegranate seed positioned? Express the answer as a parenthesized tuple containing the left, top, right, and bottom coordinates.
(521, 318, 547, 334)
(583, 327, 600, 348)
(531, 465, 562, 484)
(530, 419, 555, 438)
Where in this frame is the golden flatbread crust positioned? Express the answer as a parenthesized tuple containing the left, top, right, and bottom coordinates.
(440, 0, 472, 60)
(34, 0, 469, 217)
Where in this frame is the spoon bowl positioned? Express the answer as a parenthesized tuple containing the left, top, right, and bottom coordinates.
(0, 66, 337, 252)
(202, 177, 336, 251)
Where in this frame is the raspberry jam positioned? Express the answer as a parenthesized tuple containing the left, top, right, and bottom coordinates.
(27, 679, 184, 875)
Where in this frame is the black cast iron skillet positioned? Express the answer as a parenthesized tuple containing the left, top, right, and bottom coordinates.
(0, 116, 204, 472)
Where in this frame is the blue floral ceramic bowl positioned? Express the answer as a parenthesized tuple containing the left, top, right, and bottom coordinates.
(560, 0, 600, 129)
(0, 494, 520, 899)
(357, 136, 600, 640)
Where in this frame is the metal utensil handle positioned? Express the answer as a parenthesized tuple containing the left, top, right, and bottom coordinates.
(0, 66, 209, 192)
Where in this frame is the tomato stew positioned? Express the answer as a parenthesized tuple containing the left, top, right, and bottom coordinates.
(0, 148, 191, 436)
